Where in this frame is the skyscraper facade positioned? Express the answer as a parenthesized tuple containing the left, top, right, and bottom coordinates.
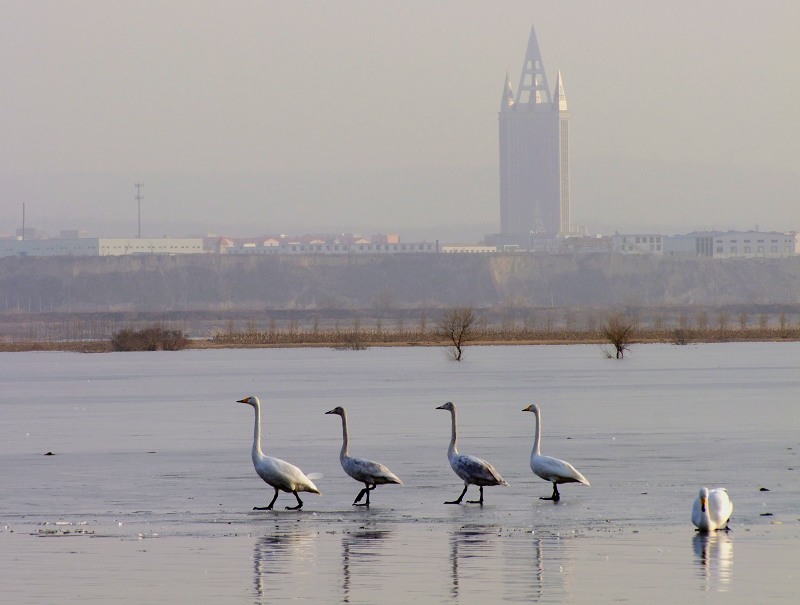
(499, 26, 570, 237)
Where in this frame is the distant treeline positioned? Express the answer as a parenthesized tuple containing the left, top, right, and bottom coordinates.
(3, 307, 800, 350)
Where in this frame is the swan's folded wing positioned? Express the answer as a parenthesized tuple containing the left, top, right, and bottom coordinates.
(455, 454, 508, 486)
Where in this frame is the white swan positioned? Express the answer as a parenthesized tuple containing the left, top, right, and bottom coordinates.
(325, 406, 403, 506)
(436, 402, 509, 504)
(692, 486, 733, 532)
(523, 403, 589, 501)
(237, 396, 321, 510)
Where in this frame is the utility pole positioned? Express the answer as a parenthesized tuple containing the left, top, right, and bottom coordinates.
(134, 182, 144, 238)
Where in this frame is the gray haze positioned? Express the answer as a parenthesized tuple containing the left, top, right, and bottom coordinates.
(2, 1, 799, 240)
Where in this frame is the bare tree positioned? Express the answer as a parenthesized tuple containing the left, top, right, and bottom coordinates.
(738, 312, 748, 330)
(602, 314, 636, 359)
(435, 305, 477, 361)
(717, 310, 729, 332)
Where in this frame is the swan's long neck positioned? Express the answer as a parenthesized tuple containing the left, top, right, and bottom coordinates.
(251, 401, 264, 458)
(447, 408, 459, 457)
(338, 411, 350, 460)
(532, 410, 542, 456)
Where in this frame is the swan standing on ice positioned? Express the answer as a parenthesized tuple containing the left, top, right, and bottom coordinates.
(325, 406, 403, 506)
(692, 487, 733, 532)
(435, 402, 509, 505)
(237, 396, 321, 510)
(523, 404, 589, 501)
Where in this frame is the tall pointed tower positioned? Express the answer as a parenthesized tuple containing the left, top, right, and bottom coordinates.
(499, 25, 570, 237)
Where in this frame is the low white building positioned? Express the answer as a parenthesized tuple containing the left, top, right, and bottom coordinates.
(441, 244, 497, 254)
(710, 231, 796, 258)
(614, 231, 797, 258)
(612, 234, 664, 254)
(223, 239, 438, 255)
(0, 237, 204, 258)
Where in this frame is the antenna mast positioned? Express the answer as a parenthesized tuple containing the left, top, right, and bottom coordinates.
(134, 182, 144, 238)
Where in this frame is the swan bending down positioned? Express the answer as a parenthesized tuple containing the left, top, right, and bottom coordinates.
(523, 404, 589, 502)
(436, 402, 508, 505)
(325, 406, 402, 506)
(237, 396, 321, 510)
(692, 487, 733, 532)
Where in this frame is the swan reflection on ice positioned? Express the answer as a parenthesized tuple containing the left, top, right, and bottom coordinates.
(449, 527, 496, 599)
(252, 526, 318, 602)
(692, 532, 733, 592)
(341, 529, 392, 603)
(524, 536, 575, 603)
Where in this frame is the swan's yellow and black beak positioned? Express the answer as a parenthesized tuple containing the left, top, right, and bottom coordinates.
(237, 397, 250, 404)
(701, 497, 707, 512)
(325, 408, 336, 415)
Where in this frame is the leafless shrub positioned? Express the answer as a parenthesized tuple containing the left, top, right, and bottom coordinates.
(332, 331, 369, 351)
(672, 328, 691, 346)
(111, 326, 188, 351)
(435, 305, 477, 361)
(738, 312, 748, 330)
(602, 314, 636, 359)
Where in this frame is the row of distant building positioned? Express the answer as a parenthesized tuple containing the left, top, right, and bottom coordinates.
(1, 228, 797, 259)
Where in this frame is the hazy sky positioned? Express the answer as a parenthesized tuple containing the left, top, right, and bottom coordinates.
(2, 1, 799, 240)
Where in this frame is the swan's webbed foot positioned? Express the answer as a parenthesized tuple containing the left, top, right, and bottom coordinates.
(445, 485, 469, 505)
(285, 491, 304, 510)
(540, 483, 561, 502)
(255, 489, 280, 511)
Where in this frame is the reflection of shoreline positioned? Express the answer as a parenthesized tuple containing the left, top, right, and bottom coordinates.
(252, 525, 318, 603)
(692, 532, 733, 592)
(341, 529, 392, 603)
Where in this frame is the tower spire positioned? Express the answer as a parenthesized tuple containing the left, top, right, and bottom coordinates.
(500, 72, 515, 111)
(553, 69, 568, 111)
(516, 25, 551, 108)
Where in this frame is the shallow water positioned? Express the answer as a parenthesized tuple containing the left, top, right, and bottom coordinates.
(1, 343, 798, 603)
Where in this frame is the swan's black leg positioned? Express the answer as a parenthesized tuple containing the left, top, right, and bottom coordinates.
(467, 486, 484, 504)
(353, 486, 369, 506)
(255, 488, 280, 510)
(446, 484, 469, 504)
(285, 491, 304, 510)
(540, 483, 560, 502)
(363, 484, 376, 506)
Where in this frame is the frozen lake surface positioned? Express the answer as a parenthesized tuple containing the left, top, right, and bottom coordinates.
(1, 343, 798, 603)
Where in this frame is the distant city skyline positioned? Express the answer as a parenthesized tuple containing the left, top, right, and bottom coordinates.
(2, 2, 798, 241)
